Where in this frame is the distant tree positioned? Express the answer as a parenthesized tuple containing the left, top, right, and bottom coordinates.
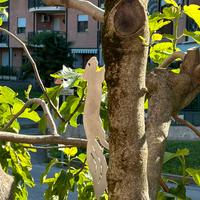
(23, 31, 74, 86)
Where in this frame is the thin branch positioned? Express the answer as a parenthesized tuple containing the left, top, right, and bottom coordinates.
(2, 98, 58, 135)
(75, 158, 87, 175)
(173, 115, 200, 138)
(0, 28, 65, 122)
(42, 0, 104, 22)
(0, 131, 87, 148)
(158, 51, 186, 69)
(24, 145, 69, 149)
(159, 178, 170, 193)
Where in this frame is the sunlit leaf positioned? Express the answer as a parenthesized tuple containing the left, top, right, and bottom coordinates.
(184, 4, 200, 28)
(62, 147, 78, 157)
(183, 30, 200, 44)
(0, 86, 18, 105)
(186, 168, 200, 185)
(149, 17, 171, 34)
(162, 6, 181, 20)
(12, 99, 40, 122)
(171, 68, 180, 74)
(40, 158, 59, 184)
(150, 42, 180, 64)
(144, 99, 148, 110)
(163, 148, 189, 164)
(165, 0, 178, 8)
(152, 33, 163, 42)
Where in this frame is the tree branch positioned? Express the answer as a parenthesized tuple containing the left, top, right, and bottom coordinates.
(159, 178, 169, 193)
(2, 98, 58, 135)
(158, 51, 186, 69)
(25, 145, 69, 149)
(173, 115, 200, 138)
(180, 86, 200, 110)
(0, 131, 87, 148)
(42, 0, 104, 22)
(0, 28, 65, 122)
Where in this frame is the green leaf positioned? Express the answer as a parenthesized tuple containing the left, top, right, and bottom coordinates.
(77, 153, 86, 163)
(0, 0, 8, 2)
(38, 115, 47, 134)
(183, 30, 200, 44)
(45, 85, 63, 108)
(150, 42, 178, 64)
(59, 96, 81, 120)
(184, 4, 200, 28)
(12, 99, 40, 122)
(0, 18, 2, 26)
(171, 68, 180, 74)
(186, 168, 200, 185)
(162, 6, 181, 19)
(165, 0, 178, 8)
(152, 33, 163, 42)
(144, 99, 148, 110)
(51, 65, 80, 89)
(0, 86, 18, 105)
(69, 104, 84, 128)
(163, 34, 175, 41)
(149, 16, 171, 34)
(62, 147, 78, 157)
(40, 158, 59, 184)
(163, 148, 189, 164)
(10, 120, 20, 133)
(24, 85, 32, 100)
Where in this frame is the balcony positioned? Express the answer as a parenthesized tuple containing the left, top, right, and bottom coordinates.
(28, 0, 65, 12)
(0, 34, 8, 47)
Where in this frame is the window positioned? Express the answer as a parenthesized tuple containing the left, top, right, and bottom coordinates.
(77, 15, 88, 32)
(17, 18, 26, 34)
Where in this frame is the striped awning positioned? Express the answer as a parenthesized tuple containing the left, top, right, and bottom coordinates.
(71, 48, 98, 54)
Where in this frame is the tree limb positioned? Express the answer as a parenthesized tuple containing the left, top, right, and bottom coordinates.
(0, 28, 65, 122)
(0, 131, 87, 148)
(43, 0, 104, 22)
(2, 98, 58, 135)
(180, 86, 200, 110)
(159, 178, 169, 193)
(173, 115, 200, 138)
(25, 145, 70, 149)
(158, 51, 186, 69)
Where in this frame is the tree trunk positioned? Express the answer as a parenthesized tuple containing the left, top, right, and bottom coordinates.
(102, 0, 149, 199)
(146, 47, 200, 199)
(0, 166, 14, 200)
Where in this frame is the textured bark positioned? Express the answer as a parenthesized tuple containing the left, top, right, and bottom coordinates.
(146, 47, 200, 199)
(0, 166, 14, 200)
(102, 0, 149, 199)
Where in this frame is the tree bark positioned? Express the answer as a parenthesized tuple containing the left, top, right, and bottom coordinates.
(0, 166, 14, 200)
(146, 47, 200, 199)
(102, 0, 149, 199)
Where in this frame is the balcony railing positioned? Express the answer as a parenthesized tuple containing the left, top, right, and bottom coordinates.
(0, 34, 8, 47)
(28, 0, 65, 12)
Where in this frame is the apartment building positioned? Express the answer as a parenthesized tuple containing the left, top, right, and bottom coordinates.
(0, 0, 199, 75)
